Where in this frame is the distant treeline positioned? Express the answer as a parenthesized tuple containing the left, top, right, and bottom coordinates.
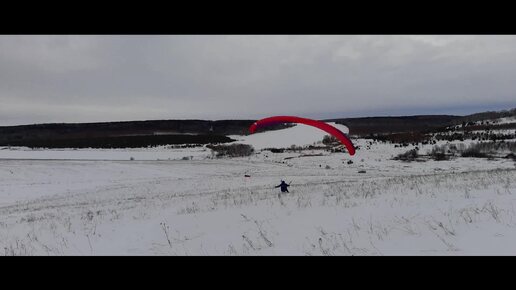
(0, 119, 293, 149)
(454, 108, 516, 124)
(328, 115, 461, 136)
(0, 119, 256, 143)
(328, 108, 515, 136)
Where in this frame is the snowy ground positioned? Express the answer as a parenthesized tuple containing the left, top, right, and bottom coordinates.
(0, 146, 210, 161)
(1, 123, 516, 255)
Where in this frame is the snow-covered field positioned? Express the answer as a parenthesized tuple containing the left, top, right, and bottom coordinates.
(0, 146, 210, 161)
(1, 123, 516, 255)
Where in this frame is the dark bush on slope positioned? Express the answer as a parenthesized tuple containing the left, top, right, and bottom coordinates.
(207, 143, 255, 158)
(393, 149, 419, 161)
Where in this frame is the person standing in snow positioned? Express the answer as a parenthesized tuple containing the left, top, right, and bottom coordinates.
(275, 180, 290, 193)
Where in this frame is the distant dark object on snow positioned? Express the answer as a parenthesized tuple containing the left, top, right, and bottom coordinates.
(244, 174, 251, 177)
(358, 170, 366, 173)
(505, 153, 516, 160)
(347, 160, 353, 164)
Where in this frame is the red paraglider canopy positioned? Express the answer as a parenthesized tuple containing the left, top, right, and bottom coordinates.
(249, 116, 356, 156)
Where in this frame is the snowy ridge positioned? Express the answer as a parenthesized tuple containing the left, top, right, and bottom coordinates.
(229, 122, 350, 150)
(493, 116, 516, 125)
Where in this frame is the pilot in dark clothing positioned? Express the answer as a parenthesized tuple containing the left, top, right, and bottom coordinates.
(275, 180, 290, 193)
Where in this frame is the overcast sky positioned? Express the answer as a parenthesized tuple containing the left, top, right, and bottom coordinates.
(1, 35, 515, 125)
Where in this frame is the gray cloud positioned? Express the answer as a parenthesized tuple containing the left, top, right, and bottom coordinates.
(1, 35, 515, 125)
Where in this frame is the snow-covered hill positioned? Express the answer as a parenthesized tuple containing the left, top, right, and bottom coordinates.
(229, 122, 350, 150)
(1, 121, 516, 255)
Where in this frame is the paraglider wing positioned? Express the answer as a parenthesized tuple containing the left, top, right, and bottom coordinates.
(249, 116, 356, 156)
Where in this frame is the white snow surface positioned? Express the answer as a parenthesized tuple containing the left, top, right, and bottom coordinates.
(1, 123, 516, 255)
(0, 146, 210, 161)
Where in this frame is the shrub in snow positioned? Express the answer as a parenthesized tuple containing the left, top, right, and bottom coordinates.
(322, 135, 339, 146)
(451, 141, 516, 159)
(431, 151, 449, 161)
(469, 141, 516, 154)
(330, 146, 347, 153)
(207, 143, 254, 158)
(264, 148, 285, 153)
(394, 149, 419, 162)
(429, 146, 450, 161)
(290, 144, 304, 152)
(461, 148, 488, 158)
